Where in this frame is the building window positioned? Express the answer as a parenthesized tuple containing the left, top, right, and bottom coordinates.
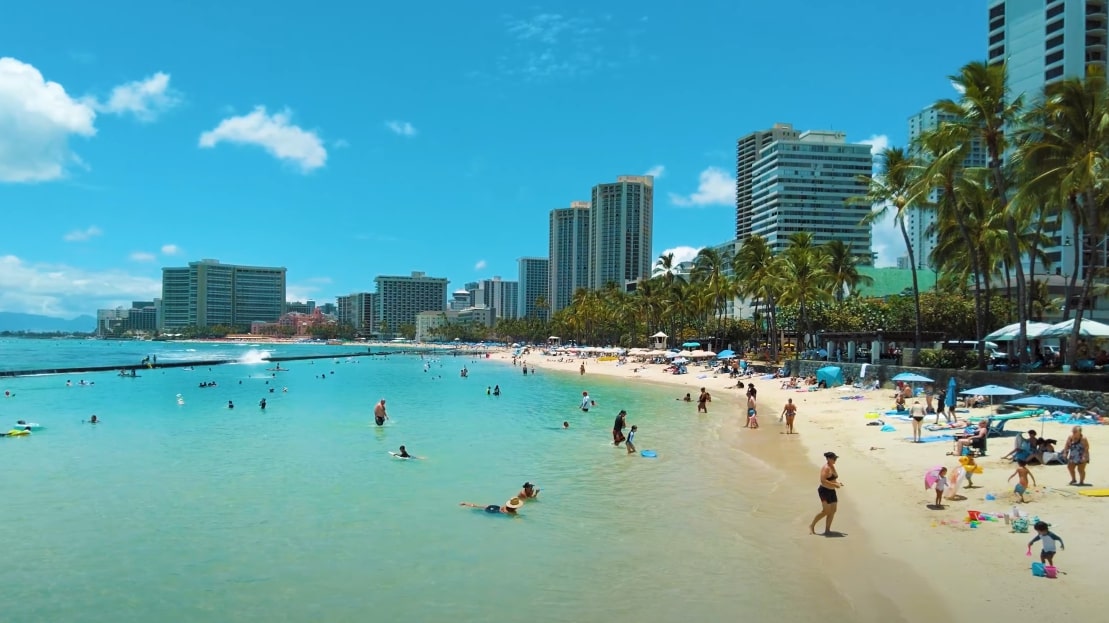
(1047, 3, 1065, 19)
(989, 4, 1004, 19)
(990, 45, 1005, 60)
(990, 16, 1005, 30)
(1046, 34, 1065, 48)
(1046, 49, 1065, 64)
(990, 32, 1005, 45)
(1046, 65, 1065, 80)
(1046, 18, 1065, 35)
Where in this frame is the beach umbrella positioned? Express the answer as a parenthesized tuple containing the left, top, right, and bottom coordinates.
(891, 372, 934, 383)
(959, 384, 1023, 396)
(664, 351, 681, 358)
(1004, 395, 1082, 409)
(716, 349, 736, 359)
(678, 350, 693, 357)
(945, 377, 957, 409)
(1039, 318, 1109, 339)
(1005, 394, 1084, 435)
(984, 321, 1054, 341)
(681, 341, 701, 348)
(702, 350, 716, 357)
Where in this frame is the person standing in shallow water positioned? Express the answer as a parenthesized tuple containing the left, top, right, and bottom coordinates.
(810, 451, 843, 536)
(612, 410, 628, 446)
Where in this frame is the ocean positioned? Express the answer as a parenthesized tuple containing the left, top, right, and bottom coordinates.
(1, 339, 854, 622)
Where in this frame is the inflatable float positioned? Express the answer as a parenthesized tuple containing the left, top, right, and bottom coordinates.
(14, 422, 43, 430)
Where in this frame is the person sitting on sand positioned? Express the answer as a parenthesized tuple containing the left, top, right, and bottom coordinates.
(1003, 430, 1039, 463)
(894, 393, 906, 412)
(460, 498, 522, 515)
(951, 420, 988, 456)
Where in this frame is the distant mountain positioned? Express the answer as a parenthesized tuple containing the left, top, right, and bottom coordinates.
(0, 312, 96, 333)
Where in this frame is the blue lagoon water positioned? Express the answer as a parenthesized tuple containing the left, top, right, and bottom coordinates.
(1, 339, 847, 622)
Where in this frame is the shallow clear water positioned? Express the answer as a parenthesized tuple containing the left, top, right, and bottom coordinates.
(1, 340, 846, 622)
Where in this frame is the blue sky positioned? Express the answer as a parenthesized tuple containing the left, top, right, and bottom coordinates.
(0, 1, 985, 318)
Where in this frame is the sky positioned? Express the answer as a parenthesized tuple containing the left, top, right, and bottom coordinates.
(0, 1, 986, 319)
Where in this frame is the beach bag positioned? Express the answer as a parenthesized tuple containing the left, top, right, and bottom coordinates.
(1011, 517, 1030, 533)
(1031, 562, 1046, 577)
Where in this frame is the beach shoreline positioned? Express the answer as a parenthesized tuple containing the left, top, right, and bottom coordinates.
(508, 349, 1104, 620)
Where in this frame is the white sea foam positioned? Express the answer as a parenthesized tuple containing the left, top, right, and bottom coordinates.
(236, 349, 273, 365)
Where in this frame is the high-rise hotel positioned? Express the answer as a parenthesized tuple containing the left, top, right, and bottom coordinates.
(160, 259, 286, 330)
(548, 201, 592, 314)
(517, 257, 550, 320)
(988, 0, 1108, 274)
(373, 272, 448, 337)
(736, 124, 872, 257)
(589, 175, 653, 290)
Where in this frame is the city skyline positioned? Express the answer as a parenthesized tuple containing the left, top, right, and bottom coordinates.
(0, 1, 986, 318)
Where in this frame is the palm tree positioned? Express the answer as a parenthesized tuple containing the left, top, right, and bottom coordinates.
(1015, 66, 1109, 366)
(777, 232, 831, 351)
(734, 234, 781, 361)
(691, 247, 733, 336)
(855, 146, 926, 346)
(937, 60, 1031, 362)
(823, 240, 874, 303)
(652, 252, 679, 287)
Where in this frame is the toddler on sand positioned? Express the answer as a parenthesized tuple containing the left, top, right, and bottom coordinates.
(1028, 521, 1064, 565)
(1008, 460, 1037, 503)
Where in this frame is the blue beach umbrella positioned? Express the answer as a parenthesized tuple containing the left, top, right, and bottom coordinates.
(959, 384, 1023, 397)
(945, 377, 957, 409)
(1004, 395, 1082, 409)
(716, 349, 736, 359)
(681, 341, 701, 348)
(891, 372, 934, 383)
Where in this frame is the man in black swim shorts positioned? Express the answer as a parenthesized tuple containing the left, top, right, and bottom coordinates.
(374, 398, 388, 426)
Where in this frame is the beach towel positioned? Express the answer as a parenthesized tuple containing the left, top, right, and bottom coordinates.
(905, 435, 956, 443)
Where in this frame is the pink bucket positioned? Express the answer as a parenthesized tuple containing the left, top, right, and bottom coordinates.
(1044, 565, 1058, 579)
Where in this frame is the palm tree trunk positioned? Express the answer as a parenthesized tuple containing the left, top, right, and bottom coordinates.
(1063, 214, 1081, 321)
(899, 217, 923, 348)
(990, 154, 1030, 364)
(1066, 191, 1103, 365)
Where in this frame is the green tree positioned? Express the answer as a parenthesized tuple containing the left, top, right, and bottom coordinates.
(823, 239, 873, 303)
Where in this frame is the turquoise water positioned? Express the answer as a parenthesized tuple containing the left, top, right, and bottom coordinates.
(2, 340, 845, 622)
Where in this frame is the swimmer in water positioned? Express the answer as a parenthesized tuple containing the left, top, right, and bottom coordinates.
(563, 421, 570, 429)
(228, 401, 235, 409)
(459, 498, 522, 515)
(580, 391, 591, 412)
(374, 399, 388, 426)
(518, 482, 540, 499)
(259, 398, 267, 410)
(397, 445, 419, 459)
(90, 415, 99, 424)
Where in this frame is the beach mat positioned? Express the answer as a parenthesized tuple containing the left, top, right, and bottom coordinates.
(903, 435, 956, 443)
(1078, 488, 1109, 497)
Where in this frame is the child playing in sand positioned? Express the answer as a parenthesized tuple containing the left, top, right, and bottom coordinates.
(1008, 460, 1037, 503)
(930, 467, 948, 507)
(1028, 521, 1064, 565)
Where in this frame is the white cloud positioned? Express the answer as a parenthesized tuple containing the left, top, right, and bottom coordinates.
(95, 72, 179, 122)
(332, 138, 351, 149)
(660, 245, 702, 265)
(869, 201, 903, 268)
(668, 166, 734, 207)
(161, 244, 181, 256)
(199, 106, 327, 172)
(129, 251, 156, 262)
(0, 255, 161, 318)
(385, 120, 417, 137)
(63, 225, 102, 242)
(859, 134, 890, 173)
(0, 57, 97, 183)
(474, 259, 487, 270)
(644, 164, 665, 178)
(498, 13, 619, 80)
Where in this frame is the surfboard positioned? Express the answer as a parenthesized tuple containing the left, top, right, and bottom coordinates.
(640, 450, 658, 458)
(1077, 488, 1109, 497)
(389, 452, 414, 460)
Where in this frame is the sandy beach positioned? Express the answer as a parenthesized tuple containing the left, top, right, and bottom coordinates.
(508, 350, 1105, 621)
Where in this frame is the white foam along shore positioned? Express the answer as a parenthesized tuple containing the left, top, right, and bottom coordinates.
(500, 347, 1106, 621)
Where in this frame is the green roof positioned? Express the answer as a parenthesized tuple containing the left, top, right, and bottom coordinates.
(855, 267, 939, 298)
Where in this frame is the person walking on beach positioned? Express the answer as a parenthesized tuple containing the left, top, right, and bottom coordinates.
(613, 410, 628, 446)
(1027, 521, 1064, 566)
(810, 451, 843, 536)
(745, 387, 757, 428)
(908, 400, 925, 443)
(1063, 426, 1090, 485)
(579, 363, 585, 376)
(374, 399, 389, 426)
(1008, 460, 1036, 503)
(781, 398, 797, 434)
(934, 388, 947, 424)
(697, 387, 711, 413)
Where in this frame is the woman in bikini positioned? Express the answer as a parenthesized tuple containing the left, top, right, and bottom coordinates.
(1064, 426, 1090, 486)
(909, 400, 925, 443)
(810, 451, 843, 536)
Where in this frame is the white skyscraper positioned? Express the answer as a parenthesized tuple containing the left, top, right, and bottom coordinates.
(548, 201, 592, 314)
(517, 257, 550, 320)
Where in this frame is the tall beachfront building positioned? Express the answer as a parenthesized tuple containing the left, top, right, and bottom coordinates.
(337, 292, 376, 335)
(160, 259, 286, 330)
(735, 123, 801, 241)
(473, 276, 519, 320)
(741, 127, 872, 257)
(373, 272, 448, 337)
(548, 201, 592, 314)
(988, 0, 1109, 274)
(905, 105, 988, 269)
(589, 175, 653, 290)
(517, 257, 550, 320)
